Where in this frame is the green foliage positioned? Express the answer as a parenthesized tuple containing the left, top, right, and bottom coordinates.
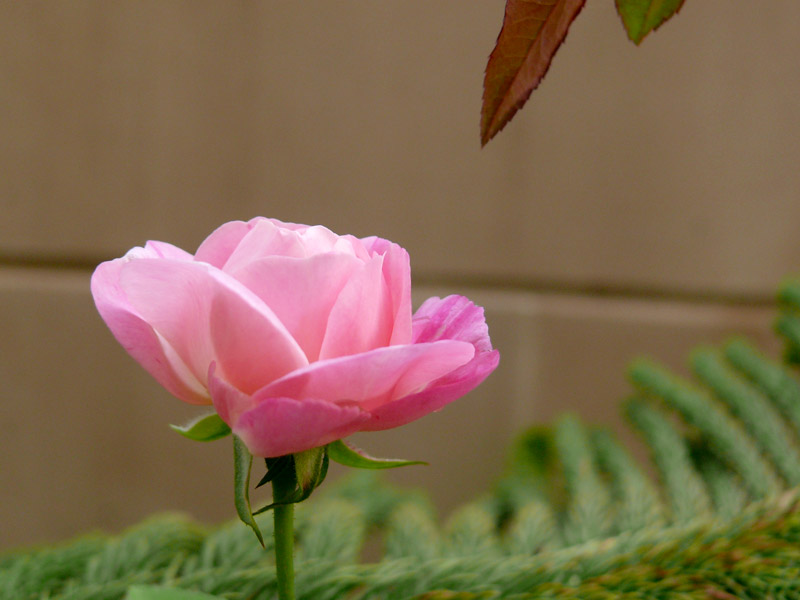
(327, 439, 427, 470)
(554, 415, 613, 544)
(591, 428, 665, 531)
(481, 0, 686, 144)
(169, 414, 230, 443)
(232, 435, 264, 547)
(125, 585, 223, 600)
(615, 0, 686, 45)
(7, 276, 800, 598)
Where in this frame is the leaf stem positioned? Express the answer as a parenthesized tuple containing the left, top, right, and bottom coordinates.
(272, 466, 296, 600)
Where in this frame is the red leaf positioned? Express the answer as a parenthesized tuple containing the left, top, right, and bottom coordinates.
(481, 0, 586, 146)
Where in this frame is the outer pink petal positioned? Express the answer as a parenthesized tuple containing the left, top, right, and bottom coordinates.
(412, 295, 493, 351)
(237, 397, 370, 457)
(258, 340, 474, 410)
(210, 368, 368, 457)
(208, 362, 256, 425)
(91, 257, 210, 405)
(319, 254, 393, 359)
(194, 220, 254, 268)
(361, 348, 499, 431)
(229, 253, 362, 362)
(361, 294, 500, 431)
(120, 258, 307, 394)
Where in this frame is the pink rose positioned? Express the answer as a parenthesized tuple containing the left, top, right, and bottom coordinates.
(91, 218, 499, 457)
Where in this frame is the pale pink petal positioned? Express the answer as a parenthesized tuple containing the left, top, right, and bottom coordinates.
(233, 395, 369, 458)
(120, 259, 307, 394)
(361, 236, 412, 345)
(91, 258, 210, 405)
(319, 255, 393, 359)
(374, 239, 412, 346)
(194, 220, 254, 268)
(337, 234, 372, 261)
(208, 363, 256, 425)
(265, 218, 308, 232)
(362, 349, 500, 431)
(144, 241, 194, 261)
(229, 253, 362, 361)
(260, 341, 474, 410)
(293, 224, 343, 255)
(223, 220, 308, 271)
(358, 236, 380, 253)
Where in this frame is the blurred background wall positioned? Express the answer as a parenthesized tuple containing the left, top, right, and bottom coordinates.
(2, 1, 799, 551)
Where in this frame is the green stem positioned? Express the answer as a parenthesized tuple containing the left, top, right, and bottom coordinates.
(272, 467, 296, 600)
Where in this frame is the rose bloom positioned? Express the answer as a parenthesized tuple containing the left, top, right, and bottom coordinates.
(91, 218, 499, 457)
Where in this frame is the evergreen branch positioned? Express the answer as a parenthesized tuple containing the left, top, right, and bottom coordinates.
(296, 499, 366, 564)
(591, 428, 666, 532)
(384, 501, 441, 562)
(443, 502, 500, 559)
(624, 397, 712, 523)
(554, 415, 613, 544)
(778, 278, 800, 312)
(776, 313, 800, 365)
(504, 500, 559, 555)
(691, 347, 800, 486)
(725, 337, 800, 435)
(693, 447, 748, 519)
(629, 359, 783, 498)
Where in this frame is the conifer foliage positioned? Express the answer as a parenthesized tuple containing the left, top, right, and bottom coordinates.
(5, 277, 800, 599)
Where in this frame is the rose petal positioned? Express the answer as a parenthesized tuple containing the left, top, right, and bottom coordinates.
(224, 220, 311, 272)
(194, 219, 254, 268)
(208, 362, 254, 425)
(319, 254, 394, 359)
(238, 398, 369, 457)
(210, 370, 369, 457)
(337, 234, 372, 261)
(362, 348, 500, 431)
(120, 259, 307, 394)
(260, 340, 475, 410)
(144, 241, 194, 261)
(229, 253, 362, 361)
(381, 241, 412, 346)
(360, 294, 500, 430)
(91, 256, 209, 405)
(293, 223, 345, 255)
(412, 295, 493, 351)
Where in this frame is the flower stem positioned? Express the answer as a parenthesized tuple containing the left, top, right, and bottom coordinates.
(272, 469, 296, 600)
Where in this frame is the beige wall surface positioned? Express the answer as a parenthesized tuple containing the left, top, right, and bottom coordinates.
(1, 2, 799, 551)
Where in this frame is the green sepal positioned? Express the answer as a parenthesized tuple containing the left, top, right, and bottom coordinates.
(294, 446, 329, 499)
(170, 413, 231, 442)
(253, 447, 329, 514)
(327, 439, 427, 469)
(125, 585, 225, 600)
(232, 435, 264, 547)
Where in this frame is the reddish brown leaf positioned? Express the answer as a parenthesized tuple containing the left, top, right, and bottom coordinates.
(481, 0, 586, 146)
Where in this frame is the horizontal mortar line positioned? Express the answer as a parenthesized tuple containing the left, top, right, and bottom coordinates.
(0, 255, 776, 308)
(413, 272, 776, 308)
(0, 254, 103, 272)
